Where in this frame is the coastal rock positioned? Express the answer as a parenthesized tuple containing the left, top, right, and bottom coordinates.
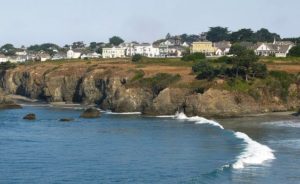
(0, 93, 22, 110)
(1, 62, 300, 117)
(80, 108, 101, 118)
(23, 113, 36, 120)
(143, 88, 190, 115)
(60, 118, 75, 122)
(184, 89, 260, 117)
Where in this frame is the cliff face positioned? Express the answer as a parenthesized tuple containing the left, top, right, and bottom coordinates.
(0, 62, 299, 116)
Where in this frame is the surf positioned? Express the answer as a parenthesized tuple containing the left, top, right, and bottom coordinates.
(174, 112, 275, 169)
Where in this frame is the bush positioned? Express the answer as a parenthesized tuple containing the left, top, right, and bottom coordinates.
(0, 61, 17, 71)
(214, 56, 233, 64)
(288, 45, 300, 57)
(269, 71, 296, 101)
(137, 73, 181, 95)
(182, 52, 205, 61)
(132, 54, 143, 62)
(192, 61, 216, 80)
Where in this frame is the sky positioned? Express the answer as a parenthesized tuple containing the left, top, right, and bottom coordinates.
(0, 0, 299, 47)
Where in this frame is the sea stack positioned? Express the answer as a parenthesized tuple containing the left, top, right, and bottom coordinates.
(80, 108, 101, 118)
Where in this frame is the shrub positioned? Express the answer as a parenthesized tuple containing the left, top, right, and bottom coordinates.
(0, 61, 17, 71)
(182, 52, 205, 61)
(137, 73, 181, 95)
(288, 45, 300, 57)
(192, 61, 216, 80)
(132, 54, 143, 62)
(131, 70, 145, 82)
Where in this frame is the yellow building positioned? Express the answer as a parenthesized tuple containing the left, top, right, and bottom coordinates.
(191, 41, 216, 55)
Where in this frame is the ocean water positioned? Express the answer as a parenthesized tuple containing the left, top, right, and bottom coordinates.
(0, 105, 299, 184)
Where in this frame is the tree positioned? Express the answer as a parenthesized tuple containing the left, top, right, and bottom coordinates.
(192, 61, 216, 80)
(72, 41, 85, 49)
(132, 54, 143, 62)
(206, 27, 229, 42)
(255, 28, 280, 42)
(229, 44, 248, 56)
(230, 28, 255, 42)
(231, 47, 264, 81)
(89, 42, 97, 50)
(288, 45, 300, 57)
(0, 44, 16, 56)
(109, 36, 124, 46)
(165, 33, 172, 40)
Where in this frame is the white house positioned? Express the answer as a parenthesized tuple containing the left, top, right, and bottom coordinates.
(8, 56, 26, 63)
(255, 40, 295, 57)
(67, 48, 82, 59)
(81, 52, 101, 59)
(37, 53, 51, 62)
(0, 54, 8, 63)
(214, 41, 231, 56)
(131, 43, 160, 57)
(102, 47, 126, 58)
(52, 52, 67, 60)
(15, 50, 27, 56)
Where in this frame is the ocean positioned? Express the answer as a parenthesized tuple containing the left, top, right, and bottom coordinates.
(0, 105, 299, 184)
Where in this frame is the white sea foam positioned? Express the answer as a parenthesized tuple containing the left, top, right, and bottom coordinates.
(262, 120, 300, 128)
(105, 111, 142, 115)
(173, 112, 275, 169)
(174, 112, 224, 129)
(232, 132, 275, 169)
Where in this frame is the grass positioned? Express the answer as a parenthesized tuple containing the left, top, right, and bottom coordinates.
(135, 57, 194, 67)
(260, 56, 300, 64)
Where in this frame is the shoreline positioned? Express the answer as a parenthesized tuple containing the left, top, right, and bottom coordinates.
(6, 94, 298, 119)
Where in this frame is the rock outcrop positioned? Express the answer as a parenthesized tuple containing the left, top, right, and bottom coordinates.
(0, 91, 22, 110)
(23, 113, 36, 120)
(80, 108, 101, 118)
(0, 62, 299, 117)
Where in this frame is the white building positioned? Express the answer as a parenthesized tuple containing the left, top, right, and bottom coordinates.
(0, 54, 8, 63)
(81, 52, 101, 59)
(67, 48, 82, 59)
(214, 41, 231, 56)
(131, 43, 160, 57)
(15, 50, 27, 56)
(102, 47, 126, 58)
(8, 56, 26, 63)
(255, 40, 294, 58)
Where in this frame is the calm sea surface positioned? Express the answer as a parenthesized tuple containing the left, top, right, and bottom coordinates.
(0, 105, 299, 184)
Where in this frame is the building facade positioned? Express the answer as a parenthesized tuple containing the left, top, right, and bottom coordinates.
(191, 41, 216, 56)
(102, 47, 126, 58)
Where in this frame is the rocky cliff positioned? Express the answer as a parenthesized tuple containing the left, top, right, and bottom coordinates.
(0, 61, 299, 117)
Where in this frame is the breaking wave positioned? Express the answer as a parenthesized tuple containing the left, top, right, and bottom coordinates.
(174, 112, 275, 169)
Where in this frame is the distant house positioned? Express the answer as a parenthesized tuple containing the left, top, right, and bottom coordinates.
(15, 50, 27, 56)
(0, 54, 8, 63)
(37, 52, 51, 62)
(67, 48, 82, 59)
(130, 43, 160, 57)
(214, 41, 231, 56)
(102, 47, 126, 58)
(52, 52, 67, 60)
(255, 40, 294, 58)
(158, 39, 187, 57)
(81, 52, 101, 59)
(8, 56, 27, 63)
(191, 41, 216, 56)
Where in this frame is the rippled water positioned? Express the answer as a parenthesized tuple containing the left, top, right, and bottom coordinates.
(0, 105, 299, 184)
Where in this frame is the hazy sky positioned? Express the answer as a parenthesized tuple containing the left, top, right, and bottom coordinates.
(1, 0, 299, 46)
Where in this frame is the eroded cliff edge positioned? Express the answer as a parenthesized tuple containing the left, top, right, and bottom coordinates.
(0, 61, 299, 117)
